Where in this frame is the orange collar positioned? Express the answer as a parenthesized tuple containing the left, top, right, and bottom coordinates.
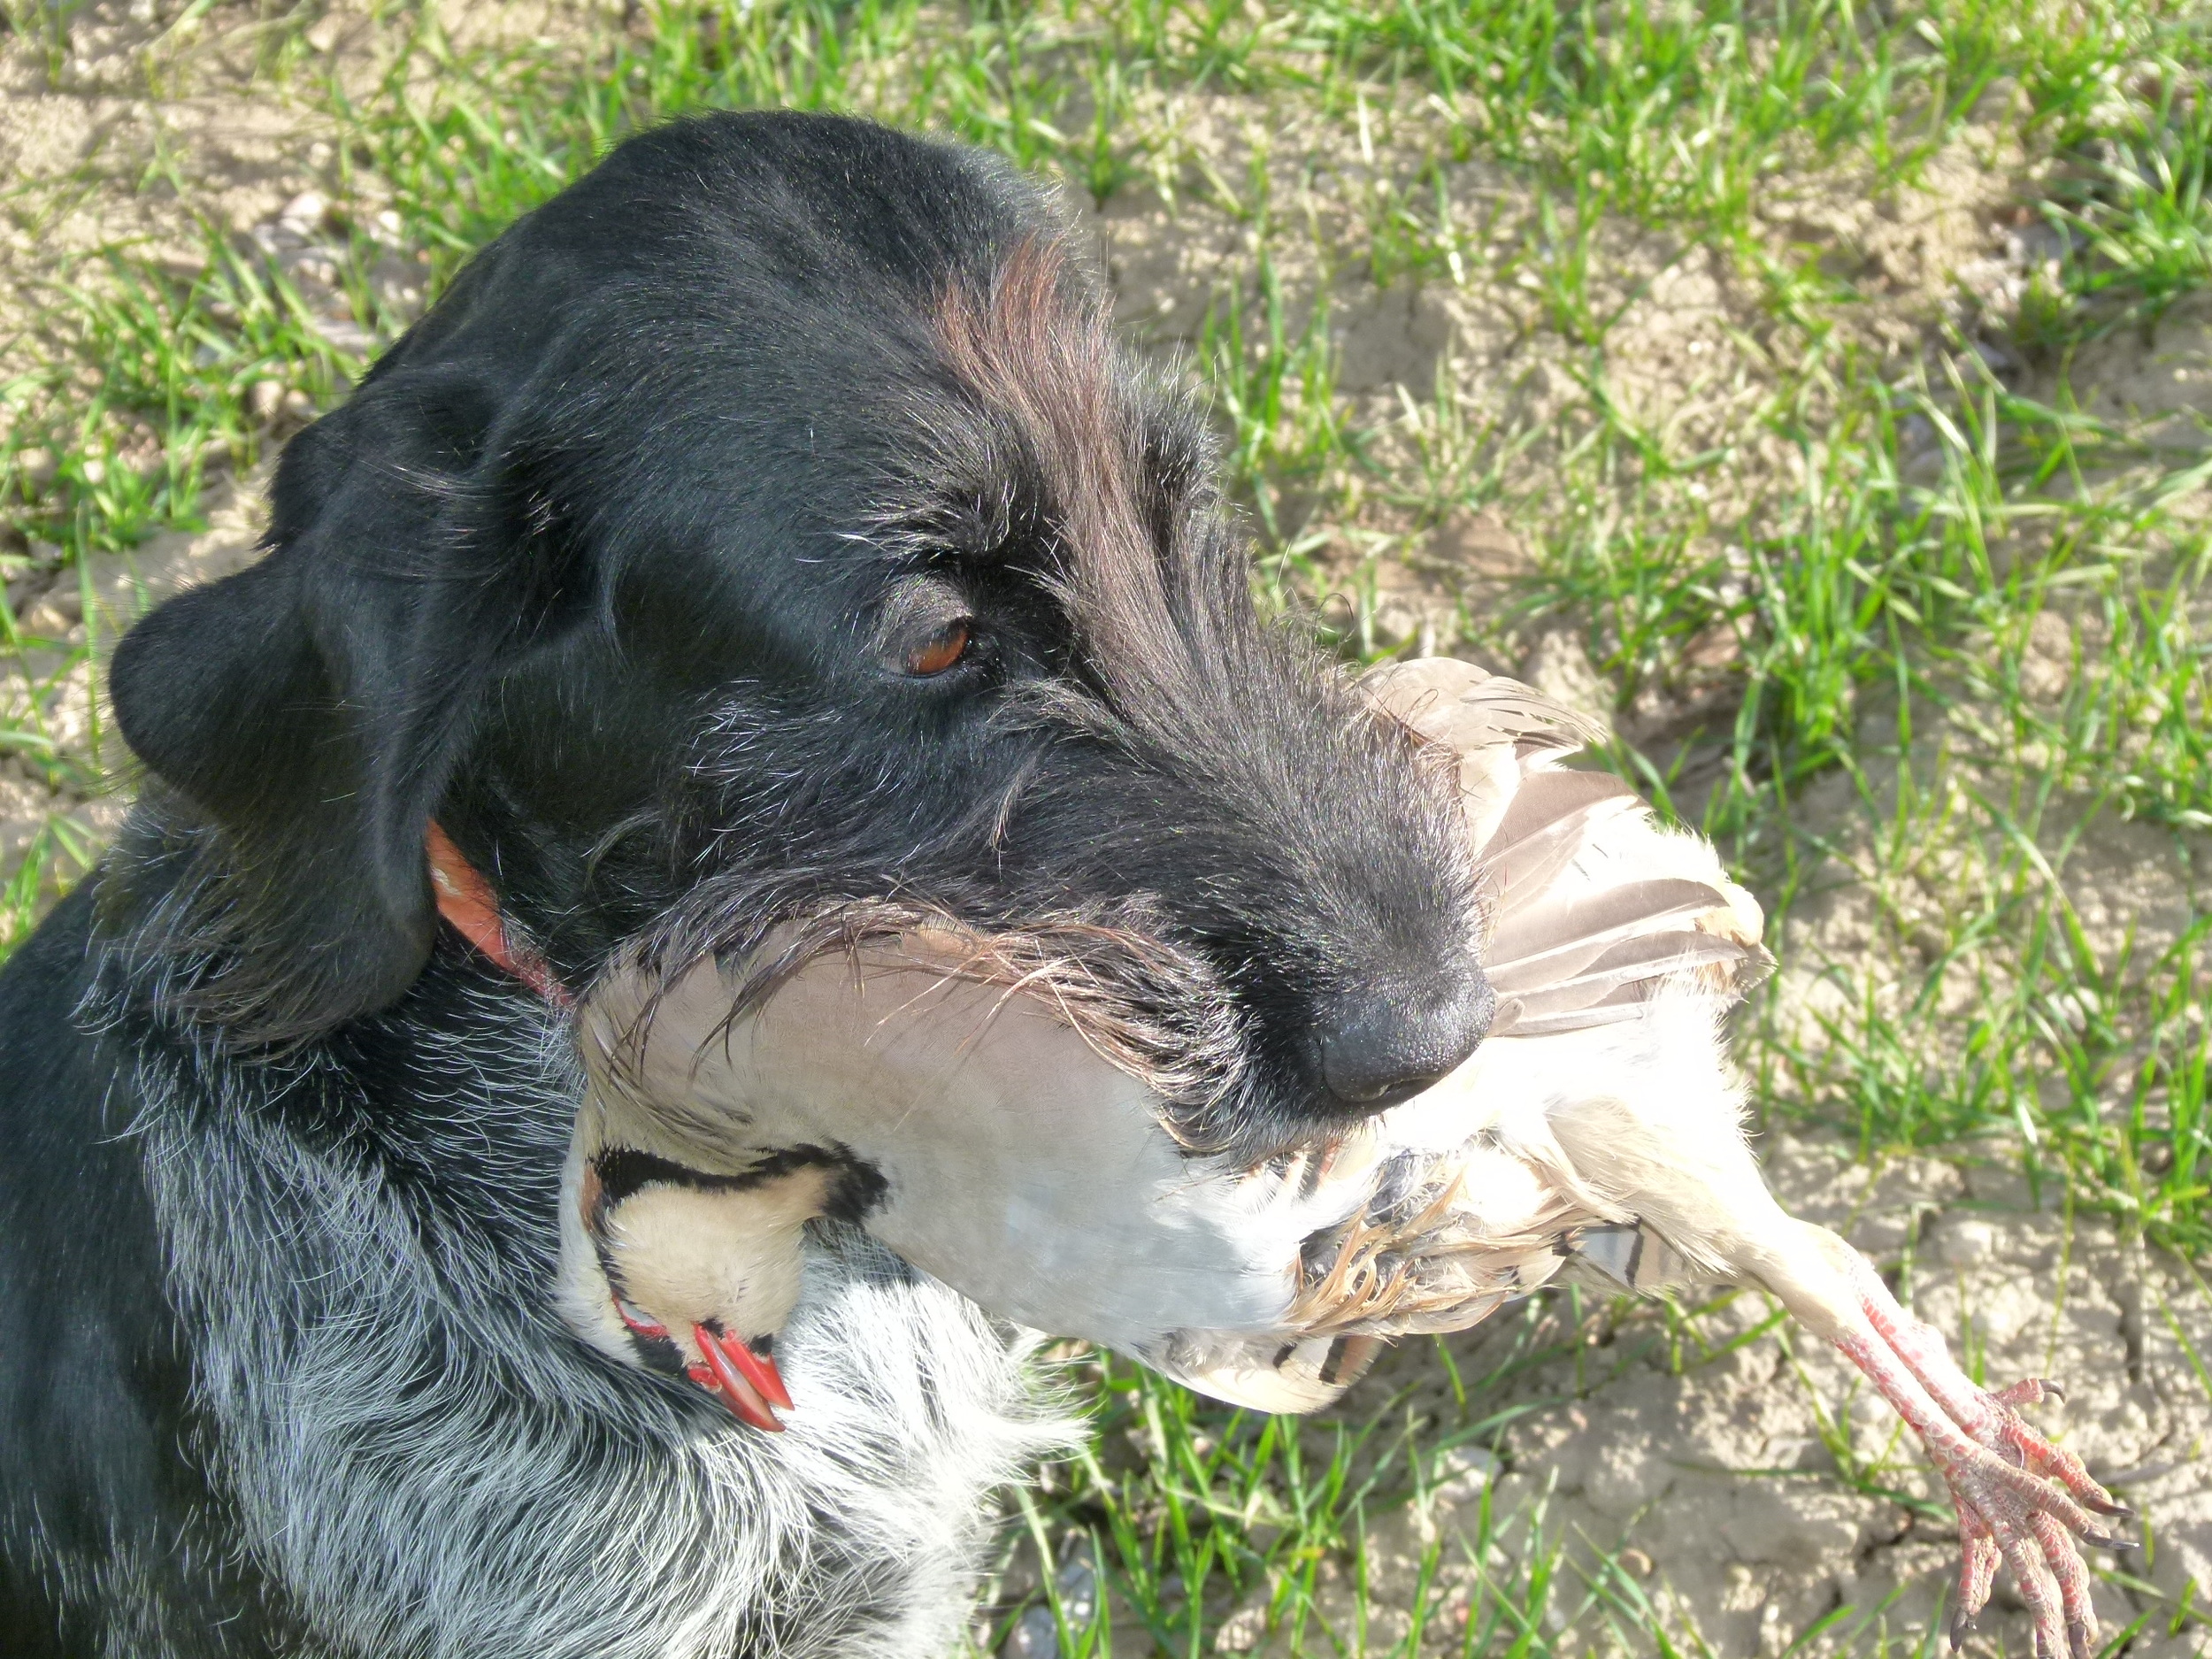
(426, 822, 570, 1006)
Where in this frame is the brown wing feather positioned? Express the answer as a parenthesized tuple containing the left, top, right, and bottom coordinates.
(1368, 657, 1770, 1030)
(1488, 877, 1746, 981)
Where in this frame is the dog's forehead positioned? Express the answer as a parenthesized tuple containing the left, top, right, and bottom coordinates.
(927, 242, 1166, 540)
(594, 250, 1194, 651)
(678, 237, 1220, 690)
(903, 242, 1243, 666)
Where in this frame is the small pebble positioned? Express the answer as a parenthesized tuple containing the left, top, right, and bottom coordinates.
(1432, 1443, 1502, 1504)
(15, 448, 57, 491)
(1056, 1556, 1096, 1625)
(22, 584, 83, 636)
(1942, 1218, 1996, 1267)
(280, 191, 329, 234)
(1001, 1604, 1056, 1659)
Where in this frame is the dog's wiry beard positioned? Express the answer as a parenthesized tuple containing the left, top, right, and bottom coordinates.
(631, 885, 1258, 1158)
(615, 629, 1467, 1167)
(606, 574, 1478, 1164)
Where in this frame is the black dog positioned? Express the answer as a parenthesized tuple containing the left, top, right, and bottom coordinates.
(0, 111, 1488, 1656)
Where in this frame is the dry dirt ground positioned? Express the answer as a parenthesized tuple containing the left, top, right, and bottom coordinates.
(1, 5, 2207, 1657)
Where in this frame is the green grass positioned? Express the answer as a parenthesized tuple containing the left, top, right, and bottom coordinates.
(3, 0, 2209, 1652)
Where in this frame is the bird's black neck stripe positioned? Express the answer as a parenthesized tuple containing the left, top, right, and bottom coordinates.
(594, 1144, 843, 1208)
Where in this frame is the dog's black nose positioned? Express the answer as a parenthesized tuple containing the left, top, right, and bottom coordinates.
(1315, 966, 1494, 1111)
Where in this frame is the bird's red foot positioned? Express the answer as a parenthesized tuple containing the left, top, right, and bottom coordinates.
(1828, 1254, 2129, 1658)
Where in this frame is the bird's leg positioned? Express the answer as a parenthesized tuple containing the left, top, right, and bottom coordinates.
(1826, 1247, 2128, 1658)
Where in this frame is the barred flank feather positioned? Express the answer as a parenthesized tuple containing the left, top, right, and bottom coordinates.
(1371, 657, 1770, 1033)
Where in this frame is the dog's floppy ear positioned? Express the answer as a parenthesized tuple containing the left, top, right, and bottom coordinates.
(108, 368, 541, 1044)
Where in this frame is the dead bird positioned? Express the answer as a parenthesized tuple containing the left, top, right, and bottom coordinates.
(580, 657, 2127, 1659)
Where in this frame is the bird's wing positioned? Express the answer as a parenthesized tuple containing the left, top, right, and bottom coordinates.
(1356, 667, 2127, 1647)
(1364, 658, 1771, 1033)
(1362, 657, 1603, 849)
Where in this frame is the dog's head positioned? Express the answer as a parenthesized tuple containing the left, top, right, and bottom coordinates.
(105, 111, 1494, 1409)
(109, 111, 1487, 1147)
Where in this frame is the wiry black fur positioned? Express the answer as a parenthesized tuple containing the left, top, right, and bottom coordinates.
(2, 111, 1488, 1655)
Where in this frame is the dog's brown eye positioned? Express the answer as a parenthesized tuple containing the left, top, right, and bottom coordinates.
(904, 619, 972, 677)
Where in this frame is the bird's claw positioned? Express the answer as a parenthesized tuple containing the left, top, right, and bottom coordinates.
(1833, 1256, 2130, 1657)
(1940, 1440, 2108, 1658)
(1949, 1516, 1999, 1650)
(1992, 1376, 2063, 1409)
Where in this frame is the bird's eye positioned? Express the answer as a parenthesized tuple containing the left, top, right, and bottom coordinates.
(904, 618, 972, 677)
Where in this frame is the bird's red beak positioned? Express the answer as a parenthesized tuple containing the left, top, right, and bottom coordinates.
(689, 1324, 792, 1432)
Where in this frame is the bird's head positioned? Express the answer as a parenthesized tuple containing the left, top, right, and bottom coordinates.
(563, 1148, 824, 1429)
